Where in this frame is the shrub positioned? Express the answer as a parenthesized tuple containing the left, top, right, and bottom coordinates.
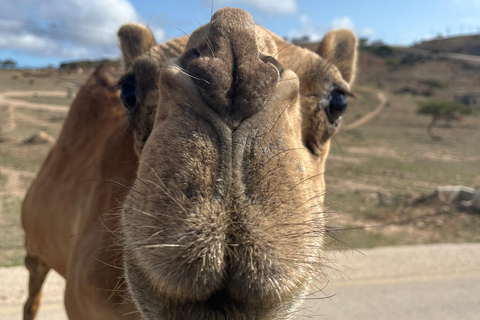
(418, 79, 447, 89)
(401, 53, 425, 66)
(421, 89, 433, 97)
(385, 58, 400, 69)
(395, 86, 418, 95)
(417, 101, 472, 140)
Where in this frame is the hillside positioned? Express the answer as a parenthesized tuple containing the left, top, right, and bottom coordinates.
(416, 34, 480, 55)
(301, 37, 480, 101)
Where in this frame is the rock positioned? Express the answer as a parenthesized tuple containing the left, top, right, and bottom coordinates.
(436, 186, 480, 213)
(22, 131, 55, 145)
(416, 221, 426, 229)
(436, 186, 474, 203)
(377, 191, 392, 206)
(473, 193, 480, 212)
(438, 205, 450, 214)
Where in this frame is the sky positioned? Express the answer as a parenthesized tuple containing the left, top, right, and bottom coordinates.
(1, 0, 480, 68)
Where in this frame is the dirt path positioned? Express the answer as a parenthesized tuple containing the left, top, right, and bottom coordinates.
(344, 91, 387, 131)
(3, 105, 16, 131)
(0, 91, 69, 113)
(14, 111, 57, 128)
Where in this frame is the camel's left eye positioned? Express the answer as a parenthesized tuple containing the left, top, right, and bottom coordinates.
(325, 89, 347, 125)
(120, 76, 137, 111)
(121, 84, 136, 110)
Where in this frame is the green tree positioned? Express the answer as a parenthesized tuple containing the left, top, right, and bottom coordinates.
(2, 59, 17, 69)
(417, 101, 472, 140)
(361, 39, 394, 58)
(291, 35, 310, 44)
(358, 37, 369, 48)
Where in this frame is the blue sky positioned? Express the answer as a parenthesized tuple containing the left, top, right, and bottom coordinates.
(1, 0, 480, 68)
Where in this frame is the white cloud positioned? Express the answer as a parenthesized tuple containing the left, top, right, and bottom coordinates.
(218, 0, 297, 15)
(359, 27, 376, 38)
(288, 14, 324, 41)
(331, 17, 355, 30)
(288, 14, 375, 42)
(0, 0, 166, 61)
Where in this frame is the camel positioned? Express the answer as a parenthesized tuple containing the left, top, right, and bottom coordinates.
(21, 8, 357, 320)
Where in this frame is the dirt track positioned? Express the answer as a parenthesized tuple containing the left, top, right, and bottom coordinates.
(344, 90, 387, 131)
(0, 91, 69, 113)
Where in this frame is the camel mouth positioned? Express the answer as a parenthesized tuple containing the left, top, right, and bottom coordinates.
(129, 281, 296, 320)
(197, 289, 246, 314)
(180, 288, 297, 319)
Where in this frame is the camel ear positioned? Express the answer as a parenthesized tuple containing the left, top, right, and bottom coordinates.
(117, 24, 157, 69)
(317, 29, 357, 84)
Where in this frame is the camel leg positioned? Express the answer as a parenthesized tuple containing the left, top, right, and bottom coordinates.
(23, 254, 50, 320)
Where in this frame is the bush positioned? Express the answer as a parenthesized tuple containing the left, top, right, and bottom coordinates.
(418, 79, 446, 89)
(360, 39, 394, 58)
(421, 89, 434, 97)
(417, 101, 472, 140)
(401, 53, 426, 66)
(385, 58, 400, 69)
(418, 101, 471, 118)
(395, 86, 418, 95)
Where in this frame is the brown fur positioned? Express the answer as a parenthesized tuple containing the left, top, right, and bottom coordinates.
(22, 8, 357, 320)
(118, 24, 157, 69)
(316, 29, 358, 84)
(22, 66, 139, 319)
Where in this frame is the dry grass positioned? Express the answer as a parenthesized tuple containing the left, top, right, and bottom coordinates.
(0, 71, 68, 267)
(326, 87, 480, 248)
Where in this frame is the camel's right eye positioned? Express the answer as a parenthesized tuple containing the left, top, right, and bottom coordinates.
(325, 89, 347, 126)
(120, 76, 137, 111)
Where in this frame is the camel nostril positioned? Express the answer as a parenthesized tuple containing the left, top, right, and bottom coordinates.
(186, 48, 201, 59)
(260, 54, 284, 77)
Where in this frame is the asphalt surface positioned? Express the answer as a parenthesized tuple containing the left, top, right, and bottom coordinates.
(1, 243, 479, 320)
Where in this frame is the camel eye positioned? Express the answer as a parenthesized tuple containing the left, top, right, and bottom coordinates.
(325, 89, 347, 124)
(120, 76, 137, 111)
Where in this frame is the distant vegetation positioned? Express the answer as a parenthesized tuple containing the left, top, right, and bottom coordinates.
(290, 35, 311, 45)
(416, 35, 480, 56)
(418, 79, 447, 89)
(399, 53, 428, 66)
(395, 79, 447, 97)
(417, 101, 472, 140)
(59, 59, 121, 71)
(359, 38, 394, 58)
(0, 59, 17, 69)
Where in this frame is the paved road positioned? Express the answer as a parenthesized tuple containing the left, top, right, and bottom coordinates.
(394, 46, 480, 65)
(444, 52, 480, 64)
(1, 243, 479, 319)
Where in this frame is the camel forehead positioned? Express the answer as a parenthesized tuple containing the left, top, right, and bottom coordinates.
(185, 23, 279, 58)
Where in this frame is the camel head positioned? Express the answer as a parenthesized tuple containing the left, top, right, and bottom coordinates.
(116, 8, 357, 320)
